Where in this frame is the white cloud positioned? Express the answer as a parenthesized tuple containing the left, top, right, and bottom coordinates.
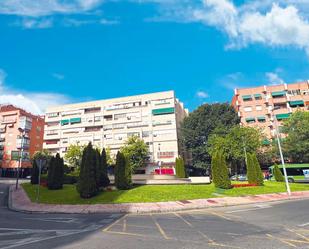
(100, 18, 119, 25)
(265, 72, 285, 85)
(52, 73, 65, 80)
(191, 1, 309, 54)
(18, 18, 53, 29)
(0, 69, 71, 114)
(0, 0, 104, 17)
(196, 90, 209, 98)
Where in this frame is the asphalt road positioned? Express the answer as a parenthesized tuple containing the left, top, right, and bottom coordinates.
(0, 181, 309, 249)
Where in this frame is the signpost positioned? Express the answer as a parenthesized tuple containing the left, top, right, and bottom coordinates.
(35, 158, 47, 203)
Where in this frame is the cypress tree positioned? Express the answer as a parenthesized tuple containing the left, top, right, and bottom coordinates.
(218, 151, 232, 189)
(77, 143, 98, 198)
(175, 157, 186, 178)
(252, 153, 264, 186)
(100, 148, 110, 187)
(47, 156, 55, 189)
(211, 150, 231, 189)
(48, 153, 64, 190)
(273, 164, 284, 182)
(115, 152, 131, 190)
(31, 159, 39, 184)
(246, 153, 257, 184)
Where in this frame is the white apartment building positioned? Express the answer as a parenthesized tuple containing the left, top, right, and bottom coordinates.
(44, 91, 188, 170)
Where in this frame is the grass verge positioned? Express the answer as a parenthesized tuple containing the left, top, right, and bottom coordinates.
(21, 181, 309, 205)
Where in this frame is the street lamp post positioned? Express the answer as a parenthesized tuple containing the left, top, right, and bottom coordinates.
(16, 129, 25, 190)
(272, 110, 291, 196)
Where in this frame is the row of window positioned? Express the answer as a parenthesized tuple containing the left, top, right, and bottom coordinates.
(46, 98, 175, 118)
(241, 90, 309, 102)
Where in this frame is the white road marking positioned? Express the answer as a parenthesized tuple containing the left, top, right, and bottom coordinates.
(226, 205, 272, 213)
(298, 222, 309, 227)
(23, 217, 78, 223)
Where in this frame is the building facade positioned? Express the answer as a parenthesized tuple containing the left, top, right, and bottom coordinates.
(0, 105, 45, 176)
(43, 91, 188, 172)
(232, 81, 309, 138)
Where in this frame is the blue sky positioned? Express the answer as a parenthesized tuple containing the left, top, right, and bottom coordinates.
(0, 0, 309, 114)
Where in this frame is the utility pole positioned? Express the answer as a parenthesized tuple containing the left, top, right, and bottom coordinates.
(16, 129, 25, 190)
(272, 109, 291, 196)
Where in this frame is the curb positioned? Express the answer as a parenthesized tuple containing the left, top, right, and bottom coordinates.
(8, 185, 309, 214)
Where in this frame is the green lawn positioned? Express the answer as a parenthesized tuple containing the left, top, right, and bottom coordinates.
(22, 181, 309, 205)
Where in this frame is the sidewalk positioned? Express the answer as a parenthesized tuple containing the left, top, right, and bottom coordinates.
(9, 185, 309, 214)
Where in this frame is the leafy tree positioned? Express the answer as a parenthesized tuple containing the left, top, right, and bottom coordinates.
(273, 164, 284, 182)
(32, 149, 52, 161)
(281, 111, 309, 162)
(47, 153, 64, 190)
(31, 159, 39, 184)
(105, 147, 114, 165)
(114, 152, 131, 190)
(77, 143, 97, 198)
(208, 126, 262, 162)
(120, 136, 149, 171)
(181, 103, 239, 168)
(64, 143, 85, 168)
(211, 150, 231, 189)
(175, 157, 186, 178)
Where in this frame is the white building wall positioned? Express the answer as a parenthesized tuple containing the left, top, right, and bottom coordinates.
(43, 91, 187, 166)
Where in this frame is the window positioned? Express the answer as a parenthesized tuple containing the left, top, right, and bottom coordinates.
(287, 89, 301, 96)
(274, 103, 287, 110)
(84, 107, 101, 113)
(142, 131, 151, 137)
(113, 123, 125, 129)
(114, 113, 126, 120)
(127, 132, 140, 137)
(94, 116, 101, 122)
(47, 112, 59, 118)
(85, 126, 102, 132)
(256, 105, 262, 111)
(244, 106, 252, 112)
(103, 115, 113, 121)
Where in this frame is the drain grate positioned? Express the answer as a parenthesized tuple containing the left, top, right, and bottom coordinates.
(178, 200, 192, 204)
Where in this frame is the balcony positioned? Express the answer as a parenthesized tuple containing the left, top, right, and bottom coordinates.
(1, 117, 16, 124)
(16, 138, 30, 149)
(19, 117, 32, 131)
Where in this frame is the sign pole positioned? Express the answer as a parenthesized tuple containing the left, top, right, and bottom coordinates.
(15, 133, 24, 190)
(36, 159, 42, 203)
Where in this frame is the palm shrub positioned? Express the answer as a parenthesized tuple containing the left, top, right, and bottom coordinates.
(211, 150, 231, 189)
(175, 157, 186, 178)
(115, 152, 131, 190)
(252, 153, 264, 186)
(77, 143, 98, 198)
(31, 159, 39, 184)
(273, 164, 284, 182)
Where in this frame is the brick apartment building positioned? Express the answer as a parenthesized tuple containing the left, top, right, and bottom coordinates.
(0, 105, 45, 177)
(232, 81, 309, 139)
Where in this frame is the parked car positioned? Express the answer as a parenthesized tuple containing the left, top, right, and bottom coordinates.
(230, 174, 247, 181)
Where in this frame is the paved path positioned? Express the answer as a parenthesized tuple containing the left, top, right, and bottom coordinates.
(9, 184, 309, 214)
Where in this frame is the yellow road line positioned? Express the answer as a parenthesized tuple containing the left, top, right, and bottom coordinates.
(102, 214, 128, 232)
(286, 228, 309, 242)
(123, 219, 127, 232)
(150, 214, 170, 240)
(104, 230, 148, 238)
(173, 213, 193, 227)
(197, 231, 214, 243)
(267, 234, 297, 248)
